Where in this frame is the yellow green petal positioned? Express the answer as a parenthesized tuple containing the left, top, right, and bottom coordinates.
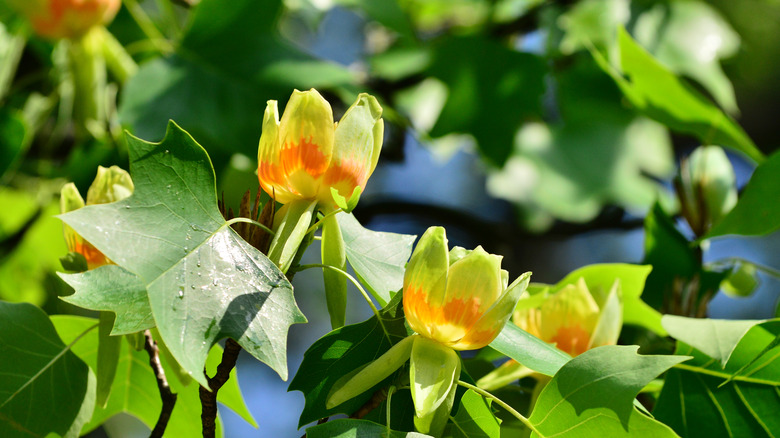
(257, 99, 295, 203)
(588, 280, 623, 350)
(323, 93, 383, 204)
(539, 277, 600, 356)
(60, 182, 85, 214)
(278, 89, 334, 199)
(85, 165, 133, 205)
(403, 227, 449, 339)
(435, 247, 502, 344)
(451, 271, 531, 350)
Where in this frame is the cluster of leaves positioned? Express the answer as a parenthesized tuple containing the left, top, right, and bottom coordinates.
(0, 0, 779, 437)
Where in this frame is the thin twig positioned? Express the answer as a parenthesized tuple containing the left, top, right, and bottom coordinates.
(144, 330, 177, 438)
(199, 338, 242, 438)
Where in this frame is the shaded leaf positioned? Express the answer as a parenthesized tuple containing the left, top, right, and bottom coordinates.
(706, 150, 780, 239)
(60, 264, 154, 335)
(654, 321, 780, 438)
(338, 212, 417, 306)
(0, 302, 96, 438)
(119, 0, 354, 157)
(60, 122, 305, 386)
(427, 35, 545, 166)
(0, 109, 26, 178)
(96, 312, 121, 407)
(51, 315, 257, 435)
(290, 293, 408, 427)
(529, 345, 684, 437)
(643, 203, 727, 315)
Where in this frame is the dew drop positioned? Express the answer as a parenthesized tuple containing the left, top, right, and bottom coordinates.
(125, 205, 131, 209)
(177, 289, 184, 298)
(164, 149, 170, 154)
(196, 261, 201, 267)
(190, 285, 195, 289)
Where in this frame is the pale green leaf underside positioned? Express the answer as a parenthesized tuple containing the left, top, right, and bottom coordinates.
(662, 315, 759, 366)
(338, 212, 416, 307)
(60, 121, 305, 386)
(60, 265, 154, 335)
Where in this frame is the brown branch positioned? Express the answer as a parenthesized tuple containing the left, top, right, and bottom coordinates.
(143, 330, 177, 438)
(199, 338, 242, 438)
(350, 388, 389, 420)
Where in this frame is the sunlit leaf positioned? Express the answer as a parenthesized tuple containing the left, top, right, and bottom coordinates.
(60, 121, 306, 386)
(591, 28, 762, 163)
(0, 196, 67, 305)
(634, 2, 740, 114)
(448, 389, 500, 438)
(490, 323, 571, 377)
(529, 345, 684, 437)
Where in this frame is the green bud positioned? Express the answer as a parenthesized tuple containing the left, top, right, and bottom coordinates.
(678, 146, 737, 235)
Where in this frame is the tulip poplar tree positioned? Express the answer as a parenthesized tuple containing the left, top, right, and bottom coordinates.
(1, 1, 779, 438)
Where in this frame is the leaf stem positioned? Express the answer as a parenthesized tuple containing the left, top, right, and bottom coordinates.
(705, 257, 780, 280)
(295, 263, 389, 341)
(306, 208, 343, 235)
(199, 338, 242, 438)
(143, 330, 177, 438)
(456, 380, 543, 437)
(225, 217, 275, 236)
(386, 386, 395, 436)
(673, 363, 780, 386)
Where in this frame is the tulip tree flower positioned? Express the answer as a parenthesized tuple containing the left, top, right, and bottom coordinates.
(326, 226, 531, 436)
(8, 0, 121, 40)
(60, 165, 133, 270)
(257, 89, 384, 329)
(677, 145, 737, 236)
(257, 88, 383, 208)
(477, 277, 622, 391)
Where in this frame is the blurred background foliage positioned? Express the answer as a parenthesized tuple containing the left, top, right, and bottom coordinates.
(1, 0, 779, 435)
